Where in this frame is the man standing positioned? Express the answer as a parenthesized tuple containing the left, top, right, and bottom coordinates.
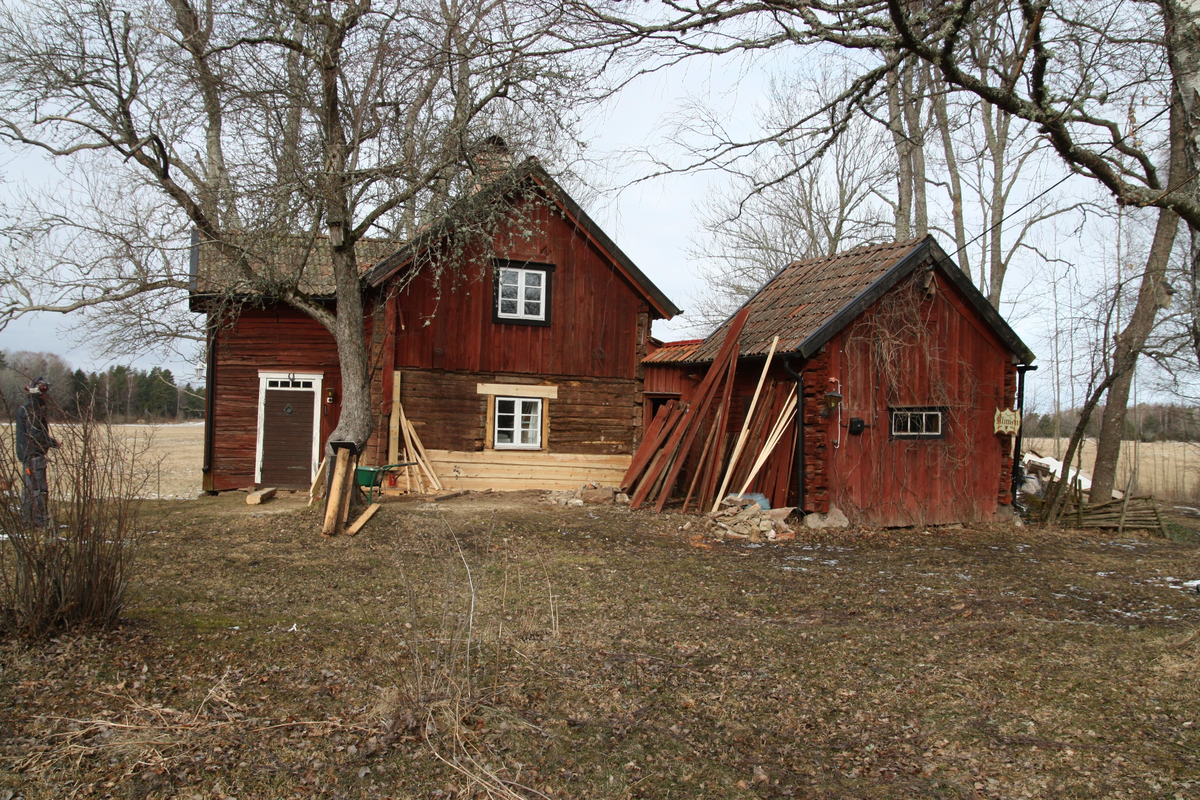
(15, 376, 58, 527)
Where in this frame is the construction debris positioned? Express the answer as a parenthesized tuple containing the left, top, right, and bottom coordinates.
(1054, 495, 1170, 536)
(705, 496, 796, 543)
(620, 310, 798, 514)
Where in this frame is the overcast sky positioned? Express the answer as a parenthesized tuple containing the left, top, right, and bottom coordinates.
(0, 48, 1185, 411)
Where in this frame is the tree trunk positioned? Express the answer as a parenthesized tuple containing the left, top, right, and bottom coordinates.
(318, 16, 373, 454)
(903, 62, 930, 238)
(984, 101, 1010, 307)
(887, 59, 913, 240)
(933, 77, 970, 278)
(1090, 93, 1185, 501)
(327, 246, 373, 451)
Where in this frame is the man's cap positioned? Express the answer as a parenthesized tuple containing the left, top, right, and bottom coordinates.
(24, 376, 49, 395)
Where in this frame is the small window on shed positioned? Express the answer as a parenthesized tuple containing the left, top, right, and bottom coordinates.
(890, 407, 945, 439)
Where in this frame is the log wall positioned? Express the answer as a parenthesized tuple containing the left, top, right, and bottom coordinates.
(364, 368, 640, 461)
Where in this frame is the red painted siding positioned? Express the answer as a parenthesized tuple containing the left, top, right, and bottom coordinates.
(389, 200, 646, 380)
(206, 307, 343, 491)
(205, 197, 660, 489)
(816, 272, 1015, 526)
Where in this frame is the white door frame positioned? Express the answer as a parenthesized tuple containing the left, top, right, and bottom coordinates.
(255, 370, 324, 485)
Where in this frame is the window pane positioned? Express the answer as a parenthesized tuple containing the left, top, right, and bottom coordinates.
(500, 270, 517, 285)
(910, 414, 924, 433)
(501, 285, 518, 299)
(525, 286, 541, 301)
(268, 380, 279, 387)
(497, 399, 515, 415)
(301, 381, 312, 388)
(501, 299, 518, 314)
(925, 413, 940, 434)
(893, 414, 909, 434)
(525, 271, 541, 287)
(524, 301, 541, 316)
(496, 428, 514, 444)
(520, 400, 540, 445)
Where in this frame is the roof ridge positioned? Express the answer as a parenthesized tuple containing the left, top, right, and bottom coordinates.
(784, 237, 924, 269)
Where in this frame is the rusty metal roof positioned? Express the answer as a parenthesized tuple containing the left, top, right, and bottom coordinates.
(672, 236, 1034, 365)
(644, 339, 705, 364)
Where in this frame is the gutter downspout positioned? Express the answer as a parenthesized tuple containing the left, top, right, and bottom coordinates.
(783, 355, 805, 512)
(202, 318, 216, 493)
(1011, 363, 1038, 503)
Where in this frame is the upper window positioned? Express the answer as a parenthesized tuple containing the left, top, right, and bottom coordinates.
(494, 261, 553, 326)
(495, 397, 543, 449)
(890, 407, 945, 439)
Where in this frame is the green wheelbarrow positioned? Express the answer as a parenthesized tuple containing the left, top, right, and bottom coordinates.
(355, 462, 417, 503)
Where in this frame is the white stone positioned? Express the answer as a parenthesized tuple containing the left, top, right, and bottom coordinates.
(803, 506, 850, 529)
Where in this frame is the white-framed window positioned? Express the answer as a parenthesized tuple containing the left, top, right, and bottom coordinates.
(495, 265, 549, 322)
(494, 397, 543, 449)
(266, 378, 313, 389)
(890, 407, 944, 439)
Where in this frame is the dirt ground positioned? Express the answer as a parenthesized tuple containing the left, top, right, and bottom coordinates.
(1, 492, 1199, 799)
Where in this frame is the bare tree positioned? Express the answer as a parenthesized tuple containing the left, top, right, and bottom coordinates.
(686, 81, 893, 330)
(0, 0, 602, 451)
(573, 0, 1198, 513)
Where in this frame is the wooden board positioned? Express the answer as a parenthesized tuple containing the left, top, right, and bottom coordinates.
(388, 371, 402, 464)
(346, 503, 381, 536)
(423, 448, 630, 491)
(308, 457, 328, 506)
(323, 448, 353, 535)
(247, 487, 276, 505)
(476, 382, 559, 399)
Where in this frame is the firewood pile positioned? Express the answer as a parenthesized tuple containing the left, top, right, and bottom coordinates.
(621, 309, 798, 514)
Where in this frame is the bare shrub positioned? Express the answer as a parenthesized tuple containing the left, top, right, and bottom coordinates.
(0, 406, 150, 638)
(379, 517, 558, 798)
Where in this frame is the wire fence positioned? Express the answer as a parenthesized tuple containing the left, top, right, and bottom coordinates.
(1025, 438, 1200, 506)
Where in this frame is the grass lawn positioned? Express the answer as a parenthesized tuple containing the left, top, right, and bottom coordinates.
(2, 491, 1199, 799)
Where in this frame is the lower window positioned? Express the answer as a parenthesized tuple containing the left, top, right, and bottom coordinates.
(495, 397, 543, 449)
(890, 407, 945, 439)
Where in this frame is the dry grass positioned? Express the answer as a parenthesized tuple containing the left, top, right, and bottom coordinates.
(1027, 437, 1200, 505)
(1, 492, 1198, 798)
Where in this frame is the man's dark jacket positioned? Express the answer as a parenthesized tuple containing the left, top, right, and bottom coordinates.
(15, 401, 53, 463)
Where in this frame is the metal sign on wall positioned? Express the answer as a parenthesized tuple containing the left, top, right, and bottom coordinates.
(994, 408, 1020, 435)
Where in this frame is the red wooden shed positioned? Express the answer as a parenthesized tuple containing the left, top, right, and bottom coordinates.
(645, 237, 1034, 527)
(193, 159, 680, 492)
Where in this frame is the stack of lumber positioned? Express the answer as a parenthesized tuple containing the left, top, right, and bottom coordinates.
(621, 312, 799, 513)
(1055, 495, 1171, 536)
(393, 400, 442, 493)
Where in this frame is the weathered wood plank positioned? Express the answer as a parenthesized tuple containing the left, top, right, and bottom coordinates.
(346, 503, 381, 536)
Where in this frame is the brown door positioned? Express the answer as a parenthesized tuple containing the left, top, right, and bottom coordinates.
(260, 389, 315, 488)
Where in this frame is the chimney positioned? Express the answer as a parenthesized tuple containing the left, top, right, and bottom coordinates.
(471, 135, 512, 193)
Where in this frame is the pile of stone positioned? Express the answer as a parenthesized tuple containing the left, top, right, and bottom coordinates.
(706, 497, 796, 542)
(547, 483, 630, 507)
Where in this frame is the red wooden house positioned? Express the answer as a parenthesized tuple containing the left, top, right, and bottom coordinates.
(193, 159, 680, 492)
(644, 237, 1034, 527)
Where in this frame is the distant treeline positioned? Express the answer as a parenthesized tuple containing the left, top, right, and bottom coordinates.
(1023, 403, 1200, 443)
(0, 350, 205, 421)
